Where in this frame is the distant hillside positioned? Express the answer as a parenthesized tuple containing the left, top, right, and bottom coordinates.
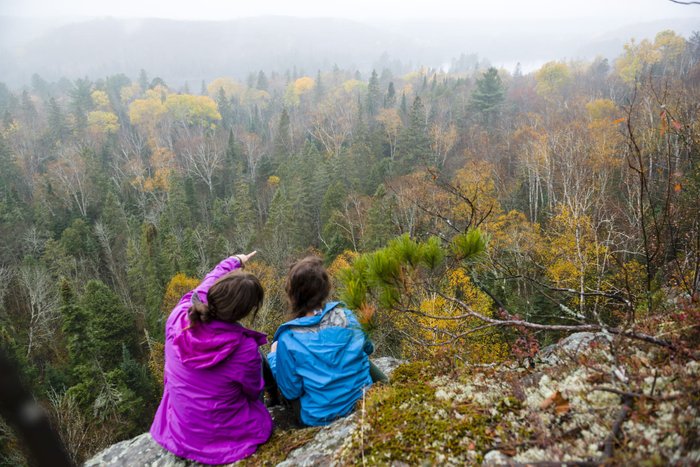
(0, 15, 698, 86)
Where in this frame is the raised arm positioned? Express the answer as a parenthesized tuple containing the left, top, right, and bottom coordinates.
(184, 251, 257, 306)
(167, 252, 257, 333)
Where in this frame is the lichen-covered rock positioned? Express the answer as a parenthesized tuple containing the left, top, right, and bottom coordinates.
(537, 331, 610, 365)
(276, 413, 357, 467)
(84, 357, 402, 467)
(482, 449, 513, 465)
(83, 432, 199, 467)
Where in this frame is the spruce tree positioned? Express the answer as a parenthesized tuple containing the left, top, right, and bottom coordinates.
(60, 279, 90, 371)
(273, 108, 291, 160)
(69, 78, 93, 134)
(364, 185, 396, 250)
(138, 69, 149, 91)
(385, 82, 396, 108)
(367, 69, 381, 117)
(398, 96, 430, 170)
(216, 87, 233, 129)
(231, 178, 256, 251)
(314, 70, 324, 101)
(79, 280, 137, 370)
(47, 98, 69, 145)
(470, 67, 505, 125)
(256, 70, 269, 91)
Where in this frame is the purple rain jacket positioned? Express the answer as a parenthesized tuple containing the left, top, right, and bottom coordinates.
(150, 256, 272, 465)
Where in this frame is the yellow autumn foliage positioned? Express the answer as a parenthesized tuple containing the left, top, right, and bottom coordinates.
(164, 94, 221, 127)
(539, 205, 612, 311)
(406, 269, 509, 363)
(119, 83, 141, 104)
(90, 90, 111, 111)
(149, 272, 200, 386)
(284, 77, 315, 107)
(452, 160, 503, 224)
(87, 111, 119, 134)
(161, 272, 200, 314)
(207, 77, 245, 99)
(129, 97, 166, 129)
(535, 61, 571, 98)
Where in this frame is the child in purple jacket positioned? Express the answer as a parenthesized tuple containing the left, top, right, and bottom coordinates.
(150, 252, 273, 464)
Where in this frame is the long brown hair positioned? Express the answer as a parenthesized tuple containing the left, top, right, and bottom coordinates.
(188, 270, 264, 325)
(285, 256, 330, 319)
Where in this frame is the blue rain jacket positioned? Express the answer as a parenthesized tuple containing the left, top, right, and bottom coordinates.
(267, 301, 374, 426)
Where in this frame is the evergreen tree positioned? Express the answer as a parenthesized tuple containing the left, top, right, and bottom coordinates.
(367, 69, 381, 117)
(138, 69, 149, 91)
(69, 78, 93, 134)
(217, 129, 239, 198)
(231, 178, 256, 251)
(60, 218, 99, 260)
(100, 191, 129, 260)
(60, 279, 90, 371)
(128, 223, 168, 333)
(20, 90, 38, 124)
(470, 67, 506, 125)
(47, 97, 69, 145)
(0, 82, 12, 115)
(216, 87, 233, 128)
(363, 184, 396, 250)
(385, 82, 396, 108)
(320, 181, 346, 231)
(314, 70, 324, 101)
(256, 70, 269, 91)
(273, 108, 291, 160)
(264, 188, 294, 264)
(398, 96, 430, 169)
(31, 74, 49, 100)
(79, 280, 138, 370)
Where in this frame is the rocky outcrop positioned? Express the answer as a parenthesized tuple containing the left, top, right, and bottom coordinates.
(537, 331, 610, 364)
(86, 334, 700, 466)
(84, 357, 402, 467)
(84, 432, 190, 467)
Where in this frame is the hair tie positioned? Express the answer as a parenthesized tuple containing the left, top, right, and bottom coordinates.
(191, 292, 203, 306)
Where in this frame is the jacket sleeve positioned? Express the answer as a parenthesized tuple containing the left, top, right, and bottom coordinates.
(267, 349, 278, 374)
(167, 256, 243, 333)
(270, 333, 303, 400)
(231, 340, 265, 400)
(178, 256, 243, 308)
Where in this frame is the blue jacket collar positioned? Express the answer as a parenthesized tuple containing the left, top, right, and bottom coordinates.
(273, 301, 343, 341)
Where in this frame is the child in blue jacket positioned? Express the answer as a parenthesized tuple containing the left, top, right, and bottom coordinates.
(267, 256, 386, 426)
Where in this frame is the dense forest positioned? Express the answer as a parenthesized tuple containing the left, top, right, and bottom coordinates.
(0, 29, 699, 464)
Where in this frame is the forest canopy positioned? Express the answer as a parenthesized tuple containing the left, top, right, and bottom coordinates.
(0, 28, 699, 464)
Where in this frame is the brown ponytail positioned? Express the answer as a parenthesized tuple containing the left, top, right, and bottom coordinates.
(187, 271, 264, 326)
(187, 293, 215, 324)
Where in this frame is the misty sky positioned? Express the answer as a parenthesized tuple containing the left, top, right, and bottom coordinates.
(2, 0, 698, 21)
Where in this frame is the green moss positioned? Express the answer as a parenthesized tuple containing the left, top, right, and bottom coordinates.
(495, 396, 522, 414)
(390, 361, 435, 384)
(343, 362, 501, 465)
(239, 426, 321, 467)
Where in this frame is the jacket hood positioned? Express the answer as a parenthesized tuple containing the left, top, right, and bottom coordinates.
(272, 301, 342, 342)
(173, 316, 267, 369)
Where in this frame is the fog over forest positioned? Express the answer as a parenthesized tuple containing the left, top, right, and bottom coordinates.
(0, 14, 699, 87)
